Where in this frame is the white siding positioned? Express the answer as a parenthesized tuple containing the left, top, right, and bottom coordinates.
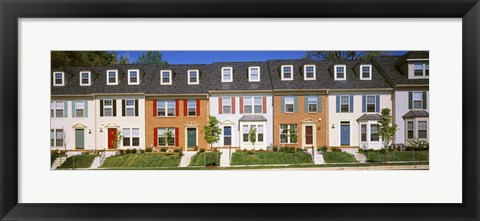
(328, 91, 392, 148)
(394, 90, 429, 145)
(50, 100, 95, 150)
(209, 93, 273, 149)
(95, 95, 146, 150)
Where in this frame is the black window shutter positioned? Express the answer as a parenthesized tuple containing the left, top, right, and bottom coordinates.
(135, 99, 139, 116)
(422, 92, 427, 109)
(100, 100, 104, 117)
(113, 99, 117, 117)
(122, 99, 125, 116)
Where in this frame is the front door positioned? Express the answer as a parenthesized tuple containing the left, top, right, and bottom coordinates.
(75, 129, 84, 149)
(187, 128, 197, 148)
(340, 122, 350, 146)
(223, 126, 232, 146)
(305, 126, 313, 145)
(108, 128, 117, 149)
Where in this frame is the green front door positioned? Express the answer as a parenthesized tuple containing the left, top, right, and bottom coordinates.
(75, 129, 85, 149)
(187, 128, 197, 148)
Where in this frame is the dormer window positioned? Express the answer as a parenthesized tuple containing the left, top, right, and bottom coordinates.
(128, 69, 140, 85)
(79, 71, 91, 86)
(414, 63, 429, 77)
(360, 65, 372, 80)
(249, 66, 260, 82)
(188, 70, 199, 85)
(53, 72, 65, 86)
(160, 70, 172, 85)
(222, 67, 233, 82)
(303, 65, 315, 80)
(281, 65, 293, 80)
(334, 65, 346, 80)
(106, 70, 118, 85)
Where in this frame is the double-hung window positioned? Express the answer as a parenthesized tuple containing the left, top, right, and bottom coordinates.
(366, 95, 376, 112)
(103, 99, 113, 117)
(222, 97, 231, 114)
(249, 66, 260, 82)
(335, 65, 346, 80)
(125, 99, 135, 116)
(243, 97, 253, 113)
(340, 95, 350, 113)
(407, 121, 414, 139)
(307, 96, 317, 112)
(51, 129, 64, 147)
(281, 65, 293, 80)
(107, 70, 118, 85)
(243, 96, 262, 114)
(284, 96, 294, 113)
(257, 125, 264, 142)
(418, 121, 428, 139)
(361, 124, 367, 142)
(188, 70, 199, 84)
(53, 72, 64, 86)
(412, 92, 423, 109)
(253, 97, 262, 113)
(80, 71, 91, 86)
(161, 70, 172, 85)
(157, 100, 175, 117)
(370, 124, 379, 141)
(123, 128, 131, 146)
(413, 63, 429, 77)
(187, 100, 196, 116)
(128, 69, 140, 85)
(280, 124, 298, 144)
(242, 125, 249, 142)
(360, 65, 372, 80)
(222, 67, 233, 82)
(158, 128, 175, 146)
(75, 101, 85, 117)
(51, 101, 65, 118)
(129, 128, 140, 146)
(304, 65, 315, 80)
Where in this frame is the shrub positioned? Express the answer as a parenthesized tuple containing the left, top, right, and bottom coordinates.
(118, 149, 124, 155)
(146, 148, 152, 153)
(331, 147, 341, 152)
(160, 147, 168, 152)
(279, 146, 286, 152)
(272, 146, 278, 152)
(408, 139, 429, 151)
(199, 148, 206, 152)
(173, 149, 180, 153)
(139, 149, 145, 154)
(318, 146, 328, 152)
(247, 150, 254, 155)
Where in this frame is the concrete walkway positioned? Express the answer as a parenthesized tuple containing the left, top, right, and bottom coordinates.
(51, 157, 67, 170)
(306, 150, 325, 164)
(219, 148, 236, 167)
(341, 148, 367, 163)
(179, 152, 196, 167)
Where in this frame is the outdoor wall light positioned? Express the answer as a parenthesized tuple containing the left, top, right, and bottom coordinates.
(88, 129, 92, 134)
(331, 124, 335, 129)
(100, 128, 103, 133)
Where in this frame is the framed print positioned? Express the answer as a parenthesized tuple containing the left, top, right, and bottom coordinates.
(1, 0, 479, 220)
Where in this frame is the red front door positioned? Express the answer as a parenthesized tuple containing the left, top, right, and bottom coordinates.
(305, 126, 313, 145)
(108, 128, 117, 149)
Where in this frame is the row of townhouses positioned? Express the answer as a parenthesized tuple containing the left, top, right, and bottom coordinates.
(51, 51, 429, 152)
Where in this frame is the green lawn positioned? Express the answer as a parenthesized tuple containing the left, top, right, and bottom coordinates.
(231, 151, 313, 165)
(51, 153, 66, 165)
(322, 152, 357, 163)
(364, 151, 429, 162)
(189, 152, 222, 166)
(57, 154, 95, 169)
(100, 153, 180, 168)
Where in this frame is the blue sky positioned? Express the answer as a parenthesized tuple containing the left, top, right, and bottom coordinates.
(112, 51, 407, 64)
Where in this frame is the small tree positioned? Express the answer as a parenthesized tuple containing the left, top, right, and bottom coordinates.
(289, 127, 298, 153)
(249, 127, 257, 150)
(164, 128, 173, 147)
(111, 131, 123, 150)
(204, 116, 222, 151)
(378, 108, 397, 161)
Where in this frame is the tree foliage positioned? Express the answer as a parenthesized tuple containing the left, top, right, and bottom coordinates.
(249, 127, 257, 149)
(304, 51, 386, 61)
(51, 51, 119, 68)
(204, 116, 222, 150)
(136, 51, 168, 64)
(378, 108, 397, 149)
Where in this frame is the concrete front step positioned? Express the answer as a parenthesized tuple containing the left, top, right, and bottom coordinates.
(51, 157, 67, 170)
(89, 156, 102, 169)
(219, 149, 235, 167)
(179, 152, 196, 167)
(340, 148, 367, 163)
(306, 151, 325, 164)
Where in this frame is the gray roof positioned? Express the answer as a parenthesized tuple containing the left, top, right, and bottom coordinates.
(400, 51, 429, 60)
(51, 64, 157, 95)
(267, 59, 392, 90)
(372, 55, 429, 87)
(239, 115, 267, 121)
(146, 64, 211, 95)
(402, 110, 429, 119)
(356, 114, 382, 121)
(206, 61, 272, 91)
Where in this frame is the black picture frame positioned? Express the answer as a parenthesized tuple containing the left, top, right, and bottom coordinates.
(1, 0, 479, 220)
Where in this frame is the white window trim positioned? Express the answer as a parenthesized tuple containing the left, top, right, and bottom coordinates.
(125, 99, 135, 117)
(122, 128, 141, 147)
(307, 96, 317, 113)
(281, 65, 294, 80)
(417, 120, 428, 139)
(366, 95, 376, 113)
(106, 70, 118, 85)
(221, 67, 233, 82)
(187, 69, 199, 85)
(248, 66, 261, 82)
(53, 72, 65, 86)
(406, 120, 415, 139)
(243, 96, 263, 114)
(334, 65, 347, 80)
(359, 65, 372, 80)
(157, 100, 176, 117)
(279, 124, 298, 144)
(340, 95, 350, 113)
(157, 127, 176, 146)
(128, 69, 140, 85)
(303, 65, 316, 80)
(222, 97, 232, 114)
(160, 70, 173, 85)
(187, 100, 197, 116)
(79, 71, 91, 86)
(412, 91, 424, 110)
(103, 99, 113, 117)
(412, 63, 429, 78)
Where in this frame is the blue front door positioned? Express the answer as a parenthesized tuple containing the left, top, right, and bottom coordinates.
(340, 122, 350, 146)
